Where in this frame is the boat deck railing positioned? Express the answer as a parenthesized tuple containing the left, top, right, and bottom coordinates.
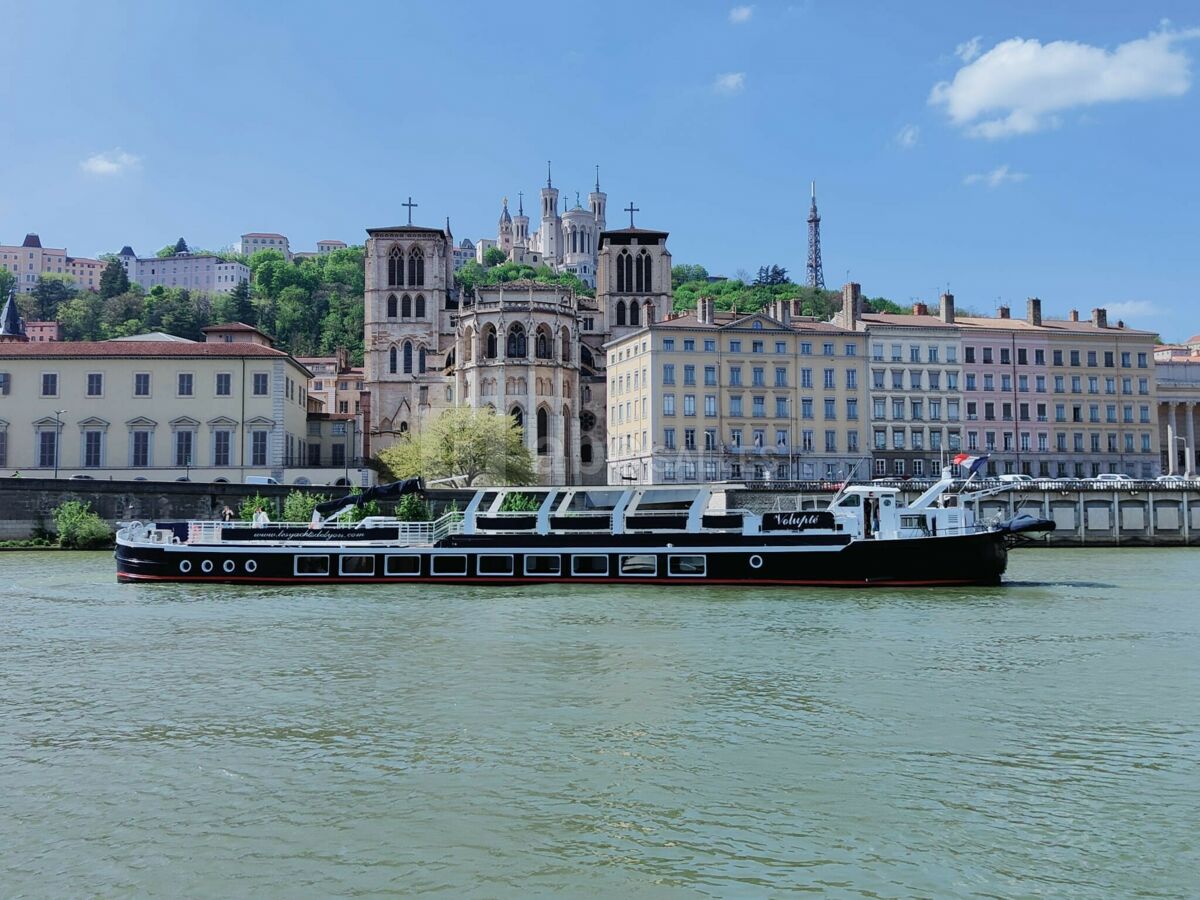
(158, 511, 468, 548)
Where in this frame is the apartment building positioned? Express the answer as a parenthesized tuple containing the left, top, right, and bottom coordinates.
(842, 286, 1160, 478)
(0, 318, 318, 481)
(844, 286, 963, 479)
(239, 232, 291, 259)
(606, 297, 866, 485)
(117, 245, 249, 294)
(1, 233, 105, 292)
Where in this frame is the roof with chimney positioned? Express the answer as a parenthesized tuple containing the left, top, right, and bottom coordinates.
(21, 234, 42, 248)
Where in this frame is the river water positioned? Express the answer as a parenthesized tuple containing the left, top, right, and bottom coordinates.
(1, 549, 1197, 897)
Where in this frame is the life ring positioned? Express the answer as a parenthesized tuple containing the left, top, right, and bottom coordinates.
(749, 554, 763, 569)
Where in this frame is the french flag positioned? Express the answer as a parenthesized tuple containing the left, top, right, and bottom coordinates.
(953, 453, 989, 475)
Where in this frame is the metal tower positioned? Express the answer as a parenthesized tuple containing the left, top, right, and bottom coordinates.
(806, 181, 825, 290)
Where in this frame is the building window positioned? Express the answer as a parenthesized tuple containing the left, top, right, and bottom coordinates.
(177, 373, 193, 397)
(83, 431, 102, 467)
(253, 373, 269, 396)
(213, 430, 232, 467)
(86, 373, 103, 397)
(131, 430, 152, 467)
(174, 430, 194, 467)
(135, 373, 150, 396)
(41, 373, 58, 397)
(251, 430, 269, 466)
(216, 373, 231, 396)
(38, 430, 57, 468)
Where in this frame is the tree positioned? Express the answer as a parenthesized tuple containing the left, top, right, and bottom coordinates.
(34, 275, 77, 320)
(753, 265, 790, 286)
(229, 279, 254, 323)
(483, 246, 508, 267)
(98, 259, 130, 299)
(672, 264, 709, 288)
(57, 294, 104, 341)
(376, 407, 536, 487)
(0, 268, 16, 299)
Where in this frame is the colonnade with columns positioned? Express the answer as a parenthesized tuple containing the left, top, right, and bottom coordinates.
(1161, 400, 1197, 476)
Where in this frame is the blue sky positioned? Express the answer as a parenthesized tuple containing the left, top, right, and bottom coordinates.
(3, 1, 1198, 340)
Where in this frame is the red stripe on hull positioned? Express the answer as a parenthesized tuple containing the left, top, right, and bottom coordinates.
(117, 572, 983, 588)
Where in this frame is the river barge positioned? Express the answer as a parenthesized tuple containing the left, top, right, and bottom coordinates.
(115, 471, 1051, 587)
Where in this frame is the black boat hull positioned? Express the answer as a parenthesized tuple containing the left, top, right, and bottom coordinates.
(116, 529, 1008, 587)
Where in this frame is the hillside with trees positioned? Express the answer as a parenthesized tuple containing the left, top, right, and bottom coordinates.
(670, 263, 900, 319)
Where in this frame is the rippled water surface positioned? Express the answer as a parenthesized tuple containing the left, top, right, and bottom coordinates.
(2, 549, 1198, 896)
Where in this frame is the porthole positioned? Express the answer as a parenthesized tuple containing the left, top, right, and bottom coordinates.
(749, 555, 763, 569)
(223, 559, 236, 573)
(200, 559, 214, 573)
(179, 559, 192, 573)
(245, 559, 257, 573)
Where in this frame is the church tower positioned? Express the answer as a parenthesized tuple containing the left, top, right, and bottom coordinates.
(513, 192, 530, 248)
(497, 197, 514, 253)
(362, 210, 452, 455)
(588, 165, 607, 232)
(539, 161, 561, 262)
(595, 211, 672, 338)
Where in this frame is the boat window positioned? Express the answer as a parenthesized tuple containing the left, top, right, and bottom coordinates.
(838, 494, 862, 507)
(619, 554, 657, 576)
(524, 554, 561, 576)
(340, 555, 375, 575)
(431, 555, 467, 576)
(571, 555, 609, 576)
(384, 555, 421, 575)
(668, 555, 706, 576)
(478, 555, 514, 576)
(295, 555, 330, 576)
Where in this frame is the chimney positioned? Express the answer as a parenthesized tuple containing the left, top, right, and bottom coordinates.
(777, 299, 791, 325)
(1091, 307, 1107, 328)
(998, 305, 1010, 319)
(912, 302, 928, 316)
(841, 282, 861, 329)
(790, 298, 803, 318)
(1026, 297, 1042, 327)
(1117, 320, 1125, 329)
(1069, 309, 1079, 322)
(697, 296, 714, 325)
(939, 292, 955, 324)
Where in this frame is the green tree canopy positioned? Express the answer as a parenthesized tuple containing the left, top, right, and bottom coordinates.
(32, 275, 77, 320)
(483, 246, 508, 267)
(99, 259, 130, 299)
(376, 407, 536, 487)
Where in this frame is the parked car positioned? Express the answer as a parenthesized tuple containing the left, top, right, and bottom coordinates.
(244, 475, 280, 485)
(998, 474, 1034, 484)
(68, 474, 95, 480)
(1091, 473, 1135, 484)
(1155, 475, 1190, 486)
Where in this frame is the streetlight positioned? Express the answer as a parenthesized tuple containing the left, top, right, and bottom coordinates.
(53, 409, 66, 478)
(344, 416, 357, 487)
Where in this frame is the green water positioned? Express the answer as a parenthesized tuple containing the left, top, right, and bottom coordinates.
(1, 549, 1197, 897)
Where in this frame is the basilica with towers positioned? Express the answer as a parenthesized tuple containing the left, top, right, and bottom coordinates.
(493, 163, 607, 288)
(361, 177, 671, 485)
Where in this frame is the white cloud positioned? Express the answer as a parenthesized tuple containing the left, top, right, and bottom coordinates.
(1104, 299, 1159, 318)
(955, 36, 983, 63)
(729, 5, 754, 24)
(80, 149, 141, 176)
(714, 72, 746, 95)
(895, 123, 920, 149)
(930, 26, 1200, 139)
(963, 164, 1028, 187)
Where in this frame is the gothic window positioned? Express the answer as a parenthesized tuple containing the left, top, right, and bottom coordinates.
(484, 325, 497, 359)
(418, 346, 427, 374)
(403, 341, 413, 374)
(511, 406, 524, 430)
(580, 410, 596, 431)
(629, 301, 641, 326)
(387, 294, 397, 318)
(581, 345, 595, 372)
(615, 300, 626, 327)
(399, 421, 408, 433)
(408, 247, 424, 286)
(639, 250, 652, 292)
(463, 329, 474, 362)
(537, 408, 549, 455)
(617, 249, 631, 292)
(535, 326, 551, 360)
(389, 346, 397, 374)
(388, 247, 403, 286)
(401, 294, 412, 318)
(507, 324, 527, 358)
(561, 327, 571, 362)
(580, 442, 592, 464)
(415, 295, 426, 318)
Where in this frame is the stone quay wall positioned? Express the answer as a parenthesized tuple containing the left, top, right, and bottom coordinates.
(732, 485, 1200, 547)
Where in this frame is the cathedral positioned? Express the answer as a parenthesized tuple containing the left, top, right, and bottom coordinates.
(494, 163, 607, 288)
(362, 197, 672, 485)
